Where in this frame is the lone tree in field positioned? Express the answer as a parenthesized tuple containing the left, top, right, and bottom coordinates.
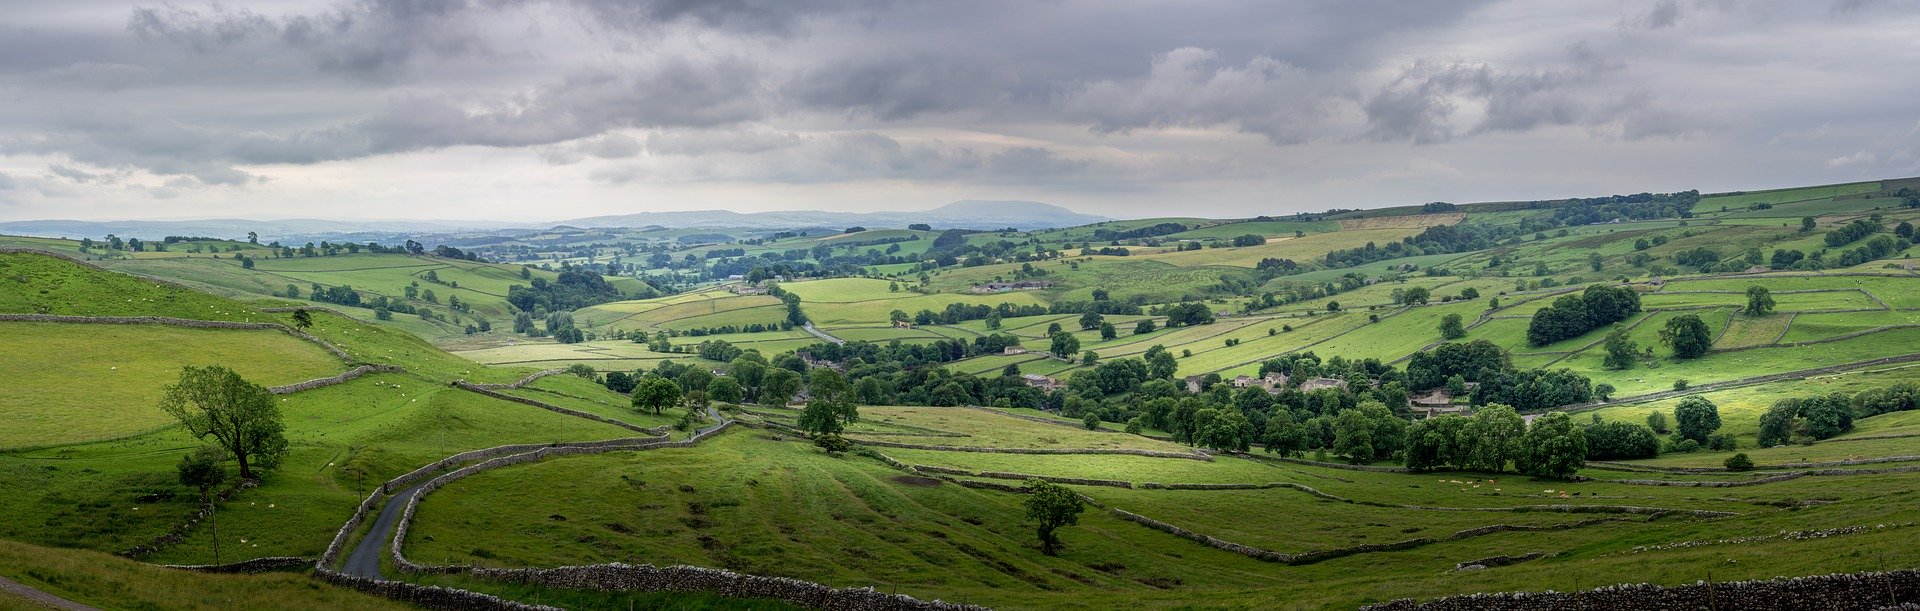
(159, 365, 288, 481)
(177, 447, 228, 563)
(290, 308, 312, 330)
(1659, 314, 1713, 359)
(1673, 396, 1722, 444)
(799, 368, 860, 437)
(630, 376, 682, 415)
(1602, 326, 1638, 370)
(1745, 285, 1775, 316)
(1023, 479, 1085, 556)
(1438, 313, 1466, 340)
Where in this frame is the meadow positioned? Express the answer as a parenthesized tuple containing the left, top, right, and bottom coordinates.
(9, 176, 1920, 609)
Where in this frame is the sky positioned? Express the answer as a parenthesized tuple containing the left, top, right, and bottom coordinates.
(1, 0, 1917, 223)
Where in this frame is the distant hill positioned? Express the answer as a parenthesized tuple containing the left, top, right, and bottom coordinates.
(554, 200, 1109, 231)
(0, 218, 528, 242)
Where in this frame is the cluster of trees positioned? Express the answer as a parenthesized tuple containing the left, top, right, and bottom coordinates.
(1091, 222, 1188, 241)
(1758, 394, 1854, 446)
(1525, 285, 1642, 346)
(1403, 406, 1585, 477)
(1546, 190, 1701, 225)
(505, 265, 631, 313)
(1152, 302, 1217, 327)
(1824, 218, 1883, 247)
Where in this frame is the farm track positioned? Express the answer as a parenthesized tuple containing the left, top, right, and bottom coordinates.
(0, 573, 100, 611)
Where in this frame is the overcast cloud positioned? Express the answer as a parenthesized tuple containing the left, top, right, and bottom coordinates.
(1, 0, 1917, 221)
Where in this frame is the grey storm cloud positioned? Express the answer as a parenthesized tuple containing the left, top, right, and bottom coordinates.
(0, 0, 1916, 220)
(1058, 48, 1328, 145)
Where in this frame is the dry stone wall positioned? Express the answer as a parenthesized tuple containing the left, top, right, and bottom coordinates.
(268, 364, 404, 394)
(314, 568, 561, 611)
(1362, 568, 1920, 611)
(854, 439, 1209, 461)
(463, 369, 565, 391)
(370, 422, 988, 610)
(165, 556, 313, 573)
(0, 313, 354, 361)
(461, 564, 990, 611)
(454, 382, 667, 435)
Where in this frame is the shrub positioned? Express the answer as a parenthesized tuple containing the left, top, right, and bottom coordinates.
(1673, 379, 1690, 391)
(1669, 438, 1700, 453)
(1724, 453, 1755, 471)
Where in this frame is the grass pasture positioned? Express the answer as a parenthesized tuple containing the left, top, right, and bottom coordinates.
(0, 538, 408, 610)
(0, 322, 344, 449)
(401, 428, 1920, 609)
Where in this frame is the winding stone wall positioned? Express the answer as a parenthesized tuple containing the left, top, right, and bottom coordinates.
(314, 568, 561, 611)
(268, 364, 404, 394)
(372, 423, 986, 610)
(454, 382, 667, 435)
(855, 439, 1209, 461)
(909, 465, 1133, 489)
(164, 556, 314, 573)
(1362, 568, 1920, 611)
(0, 313, 354, 361)
(463, 369, 565, 391)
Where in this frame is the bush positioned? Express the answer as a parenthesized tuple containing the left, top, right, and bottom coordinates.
(1669, 438, 1700, 453)
(1724, 453, 1755, 471)
(1672, 379, 1690, 391)
(1707, 433, 1738, 452)
(813, 433, 850, 455)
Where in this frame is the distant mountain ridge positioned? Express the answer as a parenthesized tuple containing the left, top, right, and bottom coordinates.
(553, 200, 1109, 231)
(0, 200, 1109, 240)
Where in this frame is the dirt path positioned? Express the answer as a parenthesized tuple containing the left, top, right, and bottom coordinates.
(0, 574, 99, 611)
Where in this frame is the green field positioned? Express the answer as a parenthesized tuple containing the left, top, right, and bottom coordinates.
(0, 322, 343, 449)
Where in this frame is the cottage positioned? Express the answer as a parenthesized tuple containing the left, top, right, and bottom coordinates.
(726, 274, 745, 281)
(1261, 372, 1288, 389)
(1744, 265, 1769, 274)
(1411, 388, 1453, 407)
(1021, 374, 1061, 390)
(1003, 346, 1029, 355)
(1184, 375, 1206, 393)
(1298, 377, 1349, 393)
(894, 319, 914, 329)
(1231, 375, 1258, 388)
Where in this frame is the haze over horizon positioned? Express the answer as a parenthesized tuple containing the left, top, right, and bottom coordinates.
(2, 0, 1918, 223)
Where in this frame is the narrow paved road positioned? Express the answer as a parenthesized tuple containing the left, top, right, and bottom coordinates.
(339, 412, 731, 580)
(801, 322, 844, 345)
(341, 481, 429, 579)
(0, 574, 99, 611)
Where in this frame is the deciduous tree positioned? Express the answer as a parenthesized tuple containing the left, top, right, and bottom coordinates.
(159, 365, 288, 480)
(1023, 479, 1085, 556)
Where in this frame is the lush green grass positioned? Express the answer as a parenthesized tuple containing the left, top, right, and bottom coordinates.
(403, 429, 1920, 609)
(1147, 228, 1428, 268)
(0, 538, 409, 610)
(0, 372, 641, 564)
(1163, 219, 1341, 240)
(1589, 360, 1920, 445)
(0, 252, 269, 321)
(0, 322, 343, 449)
(844, 406, 1191, 450)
